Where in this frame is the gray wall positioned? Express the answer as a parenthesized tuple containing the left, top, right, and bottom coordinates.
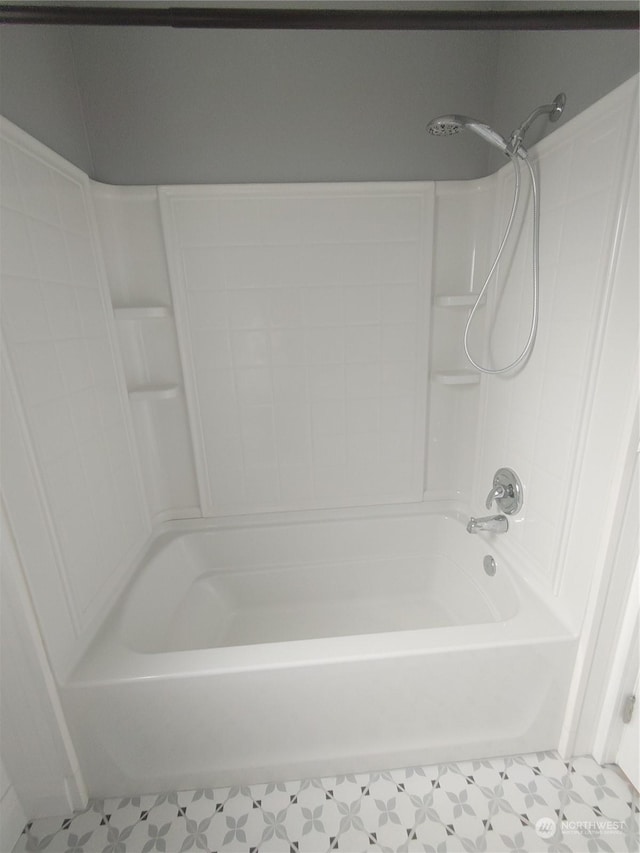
(0, 26, 94, 175)
(489, 29, 639, 166)
(68, 28, 500, 184)
(0, 25, 637, 185)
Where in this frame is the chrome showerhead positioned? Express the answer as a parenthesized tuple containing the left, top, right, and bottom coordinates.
(428, 94, 566, 159)
(427, 114, 510, 154)
(426, 115, 465, 137)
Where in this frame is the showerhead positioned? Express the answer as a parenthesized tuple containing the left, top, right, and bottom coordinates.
(427, 114, 510, 155)
(428, 94, 566, 159)
(426, 115, 465, 137)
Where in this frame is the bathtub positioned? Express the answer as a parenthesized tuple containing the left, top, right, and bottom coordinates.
(61, 506, 576, 797)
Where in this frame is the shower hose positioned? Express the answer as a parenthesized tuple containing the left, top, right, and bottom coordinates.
(463, 153, 540, 375)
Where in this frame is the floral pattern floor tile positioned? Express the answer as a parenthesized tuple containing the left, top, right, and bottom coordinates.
(13, 752, 638, 853)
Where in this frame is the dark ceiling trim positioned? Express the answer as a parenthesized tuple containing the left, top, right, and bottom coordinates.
(0, 5, 638, 29)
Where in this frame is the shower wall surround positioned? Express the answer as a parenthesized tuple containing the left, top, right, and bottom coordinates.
(0, 119, 150, 675)
(472, 75, 639, 625)
(92, 181, 492, 520)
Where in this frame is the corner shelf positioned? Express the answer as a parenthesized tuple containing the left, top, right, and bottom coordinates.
(433, 370, 481, 386)
(129, 383, 180, 402)
(114, 306, 172, 321)
(434, 294, 484, 308)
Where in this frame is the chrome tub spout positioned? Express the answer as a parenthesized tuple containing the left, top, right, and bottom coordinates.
(466, 515, 509, 534)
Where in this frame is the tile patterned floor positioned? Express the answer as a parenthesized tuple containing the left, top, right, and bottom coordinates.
(13, 753, 638, 853)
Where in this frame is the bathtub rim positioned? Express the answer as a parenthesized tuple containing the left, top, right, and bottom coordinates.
(66, 501, 576, 688)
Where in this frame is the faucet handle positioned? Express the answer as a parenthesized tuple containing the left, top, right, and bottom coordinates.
(485, 468, 524, 515)
(485, 484, 507, 509)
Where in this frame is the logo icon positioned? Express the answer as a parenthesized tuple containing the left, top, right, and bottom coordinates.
(535, 817, 557, 839)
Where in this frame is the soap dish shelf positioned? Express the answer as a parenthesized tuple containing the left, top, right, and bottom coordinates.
(114, 306, 172, 320)
(434, 294, 485, 308)
(129, 383, 179, 402)
(433, 370, 480, 386)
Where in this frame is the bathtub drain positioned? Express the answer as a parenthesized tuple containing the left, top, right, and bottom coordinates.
(483, 555, 497, 576)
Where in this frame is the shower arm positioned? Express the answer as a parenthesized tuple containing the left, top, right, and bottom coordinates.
(507, 93, 566, 156)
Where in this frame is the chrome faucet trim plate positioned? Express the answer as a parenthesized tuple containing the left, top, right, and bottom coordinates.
(485, 468, 523, 515)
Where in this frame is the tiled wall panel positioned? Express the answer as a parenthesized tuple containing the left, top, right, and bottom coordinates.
(160, 185, 433, 514)
(472, 78, 639, 596)
(0, 119, 149, 644)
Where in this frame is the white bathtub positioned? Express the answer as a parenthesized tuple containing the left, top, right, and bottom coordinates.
(61, 507, 576, 797)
